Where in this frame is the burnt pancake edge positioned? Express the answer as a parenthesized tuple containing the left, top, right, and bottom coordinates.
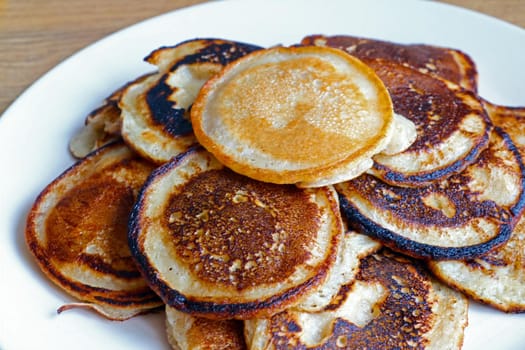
(128, 146, 339, 319)
(371, 122, 490, 187)
(339, 127, 525, 260)
(339, 192, 513, 260)
(25, 141, 163, 310)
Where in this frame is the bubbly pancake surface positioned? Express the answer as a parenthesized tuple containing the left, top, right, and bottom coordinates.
(25, 142, 162, 320)
(129, 147, 343, 319)
(191, 46, 395, 186)
(337, 127, 525, 260)
(244, 249, 468, 350)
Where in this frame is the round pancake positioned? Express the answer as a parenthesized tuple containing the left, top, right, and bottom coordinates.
(244, 249, 468, 350)
(25, 142, 162, 320)
(128, 147, 344, 320)
(191, 46, 397, 187)
(337, 127, 525, 260)
(365, 58, 491, 187)
(165, 305, 246, 350)
(301, 34, 479, 91)
(429, 104, 525, 312)
(119, 38, 262, 164)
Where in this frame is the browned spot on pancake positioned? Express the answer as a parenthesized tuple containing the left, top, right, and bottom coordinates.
(265, 250, 434, 349)
(45, 158, 155, 276)
(163, 168, 321, 290)
(187, 318, 246, 349)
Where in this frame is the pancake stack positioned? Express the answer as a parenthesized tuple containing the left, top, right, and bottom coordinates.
(307, 34, 525, 314)
(24, 33, 525, 349)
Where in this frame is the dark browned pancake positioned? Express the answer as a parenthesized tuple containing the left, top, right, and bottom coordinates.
(429, 104, 525, 312)
(301, 34, 478, 91)
(245, 249, 468, 349)
(337, 127, 525, 260)
(120, 39, 262, 164)
(25, 142, 162, 320)
(129, 147, 344, 320)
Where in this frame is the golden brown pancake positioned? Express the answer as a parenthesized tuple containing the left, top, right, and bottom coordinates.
(429, 104, 525, 312)
(337, 127, 525, 260)
(165, 306, 246, 350)
(128, 147, 344, 319)
(244, 249, 468, 350)
(301, 34, 478, 91)
(191, 46, 399, 187)
(25, 142, 162, 320)
(120, 39, 262, 164)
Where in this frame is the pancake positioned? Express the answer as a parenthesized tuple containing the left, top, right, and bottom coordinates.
(25, 142, 162, 320)
(429, 104, 525, 312)
(337, 127, 525, 260)
(301, 34, 478, 91)
(165, 305, 246, 350)
(191, 46, 400, 187)
(68, 74, 154, 158)
(128, 147, 344, 319)
(120, 38, 262, 164)
(244, 249, 468, 350)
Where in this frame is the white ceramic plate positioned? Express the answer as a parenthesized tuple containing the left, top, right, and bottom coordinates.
(1, 0, 524, 349)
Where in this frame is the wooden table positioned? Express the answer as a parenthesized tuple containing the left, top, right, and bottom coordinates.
(1, 0, 523, 116)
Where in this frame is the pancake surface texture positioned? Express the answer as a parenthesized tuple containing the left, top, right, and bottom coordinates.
(301, 34, 478, 91)
(429, 104, 525, 312)
(337, 127, 525, 260)
(191, 46, 397, 187)
(25, 142, 162, 320)
(244, 249, 468, 350)
(120, 39, 262, 164)
(365, 59, 491, 187)
(129, 147, 344, 319)
(165, 306, 246, 350)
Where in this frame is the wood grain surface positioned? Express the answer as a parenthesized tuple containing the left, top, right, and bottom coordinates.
(0, 0, 524, 116)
